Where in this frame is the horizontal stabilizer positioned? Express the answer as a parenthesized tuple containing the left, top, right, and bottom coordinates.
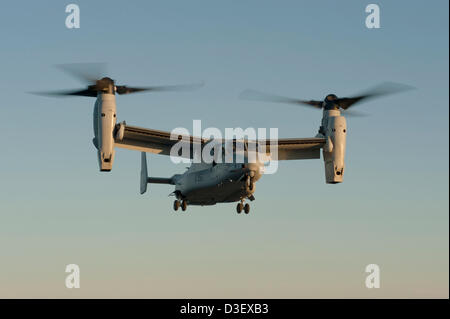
(140, 152, 175, 195)
(147, 177, 174, 185)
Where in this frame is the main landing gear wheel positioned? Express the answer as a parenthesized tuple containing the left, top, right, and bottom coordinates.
(236, 203, 243, 214)
(244, 203, 250, 214)
(181, 200, 187, 211)
(173, 200, 180, 211)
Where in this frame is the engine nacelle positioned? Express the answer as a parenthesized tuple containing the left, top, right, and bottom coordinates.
(323, 114, 346, 184)
(93, 93, 117, 171)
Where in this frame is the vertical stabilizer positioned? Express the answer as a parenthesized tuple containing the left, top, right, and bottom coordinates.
(140, 152, 148, 194)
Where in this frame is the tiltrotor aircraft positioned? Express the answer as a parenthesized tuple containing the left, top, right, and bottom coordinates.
(39, 64, 410, 214)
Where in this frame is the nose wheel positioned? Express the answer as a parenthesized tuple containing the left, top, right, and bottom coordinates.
(236, 201, 250, 214)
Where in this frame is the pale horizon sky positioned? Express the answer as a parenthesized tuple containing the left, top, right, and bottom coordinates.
(0, 0, 448, 298)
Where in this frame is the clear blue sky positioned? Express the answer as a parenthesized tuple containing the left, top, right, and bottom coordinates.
(0, 0, 448, 297)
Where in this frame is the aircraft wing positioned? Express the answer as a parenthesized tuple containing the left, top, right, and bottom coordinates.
(264, 137, 326, 160)
(115, 124, 325, 160)
(114, 124, 206, 159)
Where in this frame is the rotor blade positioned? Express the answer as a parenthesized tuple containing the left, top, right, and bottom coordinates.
(116, 82, 204, 95)
(56, 63, 107, 84)
(340, 109, 368, 117)
(31, 88, 97, 97)
(239, 89, 323, 109)
(337, 82, 415, 109)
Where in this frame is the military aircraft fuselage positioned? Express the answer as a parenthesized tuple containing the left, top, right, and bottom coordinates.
(173, 160, 263, 206)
